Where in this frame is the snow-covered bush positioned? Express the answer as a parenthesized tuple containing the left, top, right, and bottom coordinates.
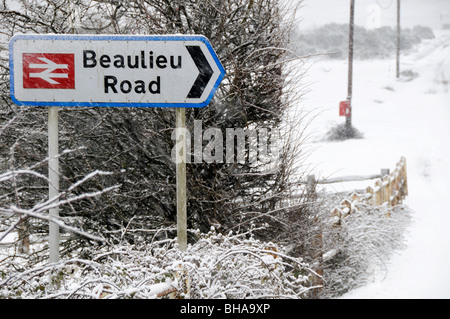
(323, 123, 364, 141)
(0, 228, 315, 299)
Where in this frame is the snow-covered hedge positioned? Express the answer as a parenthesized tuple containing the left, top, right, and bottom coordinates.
(0, 228, 315, 299)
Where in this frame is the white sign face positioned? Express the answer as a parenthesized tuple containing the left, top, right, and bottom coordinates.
(9, 34, 225, 108)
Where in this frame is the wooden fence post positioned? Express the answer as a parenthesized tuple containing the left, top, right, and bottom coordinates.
(392, 170, 399, 206)
(374, 180, 382, 205)
(401, 157, 408, 197)
(307, 175, 317, 201)
(366, 186, 374, 205)
(306, 174, 323, 298)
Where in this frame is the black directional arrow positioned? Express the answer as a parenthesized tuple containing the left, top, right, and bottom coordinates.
(186, 45, 214, 99)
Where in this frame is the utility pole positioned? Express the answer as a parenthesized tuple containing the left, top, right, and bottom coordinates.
(346, 0, 355, 133)
(396, 0, 401, 78)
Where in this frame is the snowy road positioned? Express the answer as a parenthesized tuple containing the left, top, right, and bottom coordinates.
(298, 30, 450, 299)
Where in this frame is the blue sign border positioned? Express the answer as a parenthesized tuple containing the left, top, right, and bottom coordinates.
(9, 34, 226, 108)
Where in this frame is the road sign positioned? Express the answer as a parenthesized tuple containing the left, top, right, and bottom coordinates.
(339, 100, 350, 117)
(9, 34, 226, 108)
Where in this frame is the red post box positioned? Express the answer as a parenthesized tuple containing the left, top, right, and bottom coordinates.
(339, 101, 350, 117)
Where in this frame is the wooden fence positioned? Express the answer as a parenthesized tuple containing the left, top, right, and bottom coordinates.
(324, 156, 408, 224)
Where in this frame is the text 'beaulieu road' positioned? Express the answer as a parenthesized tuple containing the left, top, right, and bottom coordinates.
(9, 34, 225, 108)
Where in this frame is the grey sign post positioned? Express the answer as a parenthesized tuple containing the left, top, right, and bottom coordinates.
(9, 34, 225, 260)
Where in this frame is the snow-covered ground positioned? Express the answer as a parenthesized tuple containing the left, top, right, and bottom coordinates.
(297, 30, 450, 298)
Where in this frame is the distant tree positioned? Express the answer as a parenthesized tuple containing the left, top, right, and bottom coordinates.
(291, 23, 435, 59)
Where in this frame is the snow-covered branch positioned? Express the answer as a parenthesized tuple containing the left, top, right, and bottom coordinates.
(2, 204, 106, 243)
(0, 167, 119, 243)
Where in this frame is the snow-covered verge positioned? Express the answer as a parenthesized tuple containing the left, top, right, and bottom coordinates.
(319, 193, 412, 297)
(0, 228, 315, 299)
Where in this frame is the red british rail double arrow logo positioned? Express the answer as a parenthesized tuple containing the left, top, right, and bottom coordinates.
(22, 53, 75, 89)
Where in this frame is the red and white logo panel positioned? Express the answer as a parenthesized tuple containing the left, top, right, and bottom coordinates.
(22, 53, 75, 89)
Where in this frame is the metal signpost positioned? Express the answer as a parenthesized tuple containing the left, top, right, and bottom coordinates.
(9, 34, 225, 261)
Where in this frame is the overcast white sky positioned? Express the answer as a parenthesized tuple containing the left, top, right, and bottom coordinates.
(295, 0, 450, 30)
